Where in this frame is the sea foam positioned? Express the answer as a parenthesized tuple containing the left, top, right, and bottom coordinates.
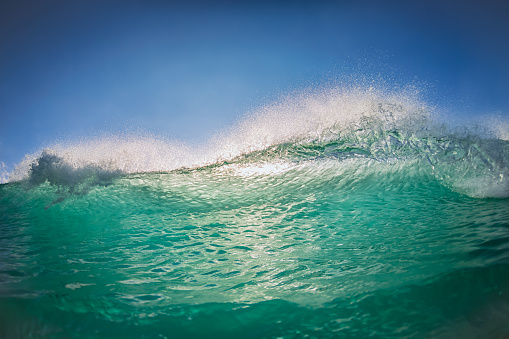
(7, 86, 509, 198)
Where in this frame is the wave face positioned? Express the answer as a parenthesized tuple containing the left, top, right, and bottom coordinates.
(1, 87, 509, 338)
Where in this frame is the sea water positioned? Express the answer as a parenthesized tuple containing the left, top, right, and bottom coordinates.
(1, 87, 508, 338)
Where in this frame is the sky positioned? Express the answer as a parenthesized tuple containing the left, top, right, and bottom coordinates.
(1, 0, 508, 175)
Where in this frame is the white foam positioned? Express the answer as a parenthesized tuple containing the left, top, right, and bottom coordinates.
(9, 86, 430, 183)
(8, 135, 197, 183)
(0, 162, 9, 184)
(212, 87, 430, 160)
(6, 85, 508, 200)
(452, 174, 509, 199)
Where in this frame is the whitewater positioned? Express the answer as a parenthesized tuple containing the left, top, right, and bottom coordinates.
(1, 86, 508, 338)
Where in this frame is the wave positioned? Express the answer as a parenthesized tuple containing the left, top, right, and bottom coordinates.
(6, 86, 509, 198)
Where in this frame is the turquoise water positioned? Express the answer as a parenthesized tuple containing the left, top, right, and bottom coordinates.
(1, 89, 508, 338)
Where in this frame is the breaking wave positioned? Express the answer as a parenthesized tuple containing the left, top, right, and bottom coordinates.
(6, 86, 509, 198)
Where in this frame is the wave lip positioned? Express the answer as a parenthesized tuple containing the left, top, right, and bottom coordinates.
(26, 150, 120, 190)
(6, 86, 509, 199)
(8, 135, 195, 183)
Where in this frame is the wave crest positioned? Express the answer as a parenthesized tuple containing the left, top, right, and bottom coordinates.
(7, 86, 509, 198)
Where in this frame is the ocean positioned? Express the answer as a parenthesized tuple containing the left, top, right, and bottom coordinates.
(1, 88, 508, 338)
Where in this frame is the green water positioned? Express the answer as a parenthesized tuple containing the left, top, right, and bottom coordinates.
(1, 153, 509, 338)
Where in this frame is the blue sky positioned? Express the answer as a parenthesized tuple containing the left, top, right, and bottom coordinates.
(1, 0, 508, 172)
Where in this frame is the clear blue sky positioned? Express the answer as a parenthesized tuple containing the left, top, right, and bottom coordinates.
(1, 0, 508, 172)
